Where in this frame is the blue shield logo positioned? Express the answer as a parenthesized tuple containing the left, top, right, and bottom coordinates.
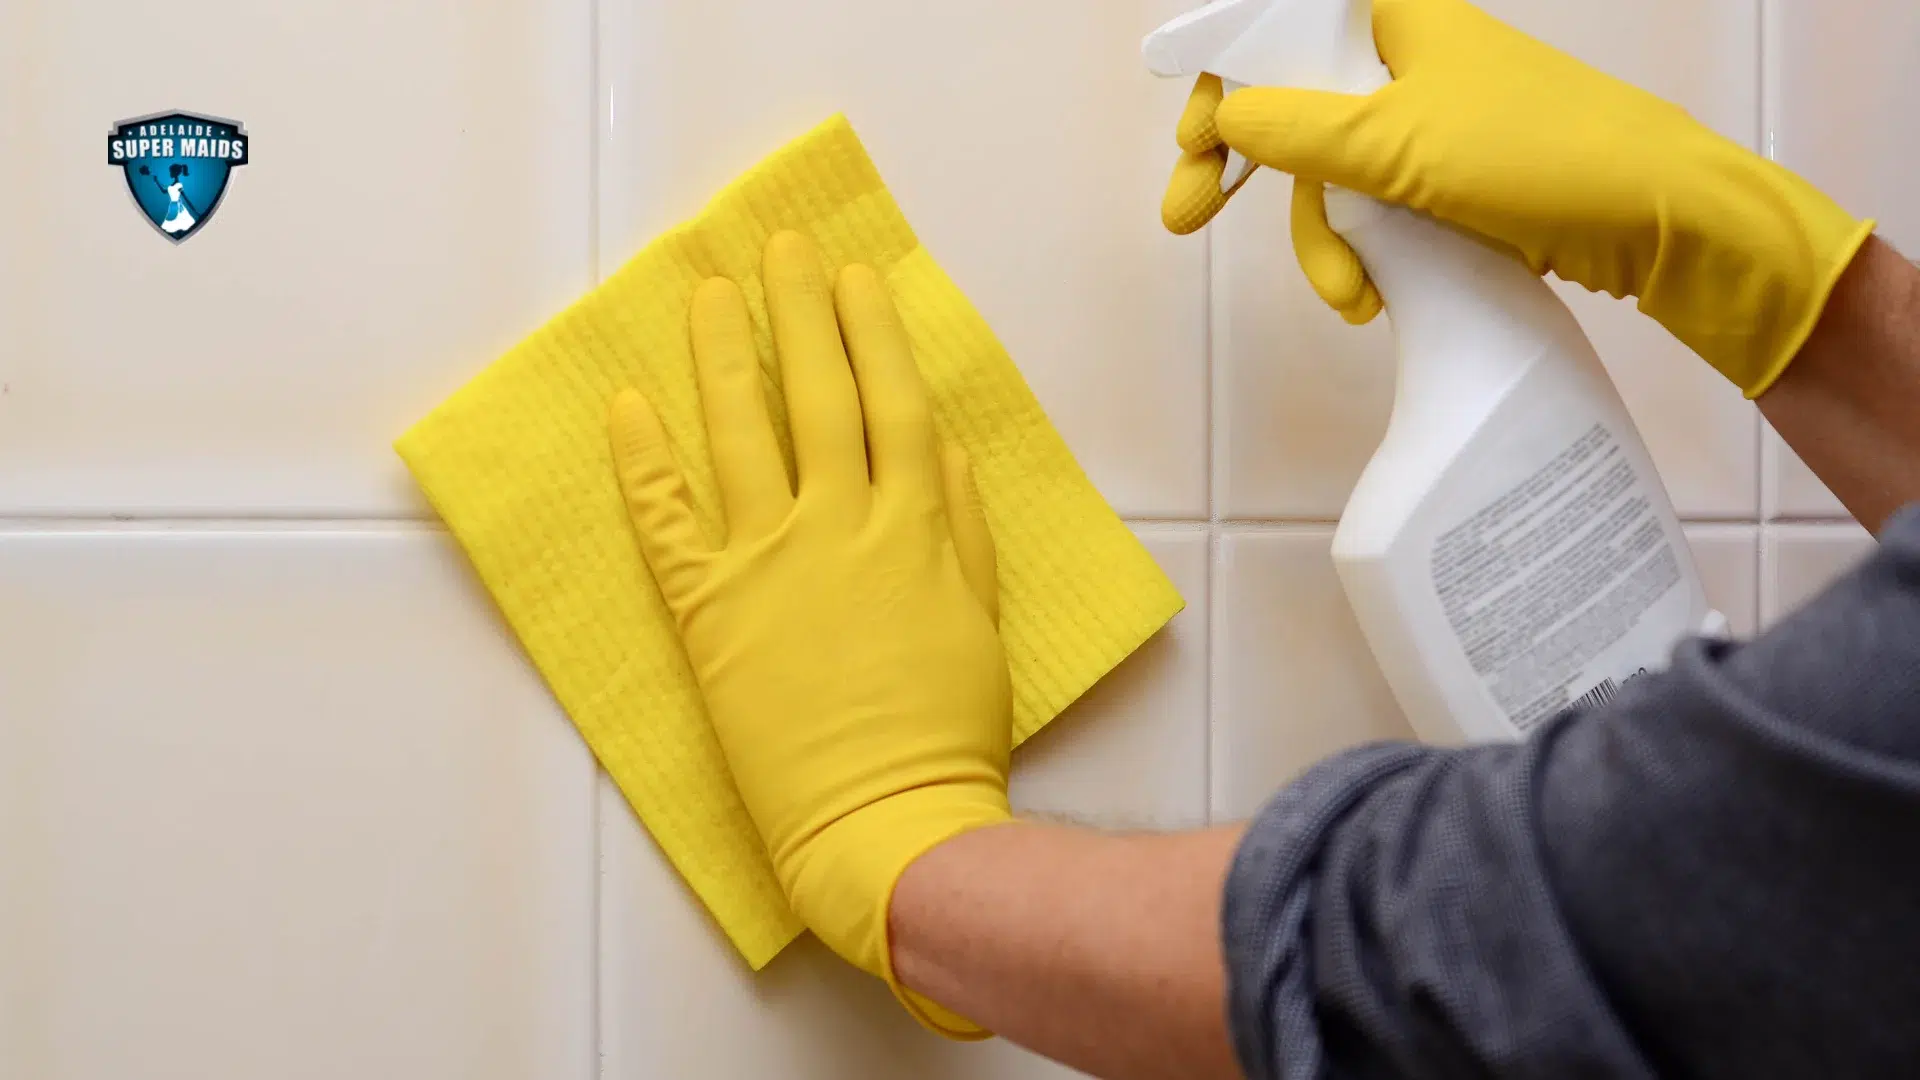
(107, 111, 250, 243)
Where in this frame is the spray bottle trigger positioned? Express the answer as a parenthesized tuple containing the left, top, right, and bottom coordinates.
(1141, 0, 1271, 79)
(1142, 0, 1267, 194)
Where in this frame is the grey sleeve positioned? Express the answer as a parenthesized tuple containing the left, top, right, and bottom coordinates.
(1224, 505, 1920, 1080)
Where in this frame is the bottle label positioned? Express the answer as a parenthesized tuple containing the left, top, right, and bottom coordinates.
(1427, 421, 1684, 732)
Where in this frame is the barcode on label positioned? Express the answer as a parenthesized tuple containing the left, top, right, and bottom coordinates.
(1569, 678, 1620, 713)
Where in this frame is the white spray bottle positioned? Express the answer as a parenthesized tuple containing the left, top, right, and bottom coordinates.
(1144, 0, 1727, 744)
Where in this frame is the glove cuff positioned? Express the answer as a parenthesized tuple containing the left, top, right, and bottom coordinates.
(1639, 136, 1877, 395)
(876, 814, 1023, 1041)
(1742, 215, 1878, 400)
(782, 784, 1012, 1034)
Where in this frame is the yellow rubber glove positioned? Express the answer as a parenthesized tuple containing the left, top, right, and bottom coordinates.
(609, 231, 1011, 1038)
(1162, 0, 1877, 399)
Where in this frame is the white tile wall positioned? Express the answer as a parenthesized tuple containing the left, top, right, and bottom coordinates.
(1010, 530, 1213, 832)
(1688, 525, 1763, 640)
(0, 529, 596, 1080)
(1211, 526, 1411, 818)
(1763, 0, 1920, 520)
(1, 0, 1905, 1074)
(1763, 523, 1878, 627)
(0, 0, 593, 515)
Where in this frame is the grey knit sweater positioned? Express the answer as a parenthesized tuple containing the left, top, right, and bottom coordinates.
(1225, 506, 1920, 1079)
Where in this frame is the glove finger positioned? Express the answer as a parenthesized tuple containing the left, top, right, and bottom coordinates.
(834, 263, 941, 507)
(609, 389, 712, 612)
(1175, 74, 1225, 153)
(1162, 148, 1234, 236)
(1215, 87, 1388, 199)
(941, 444, 999, 625)
(763, 231, 870, 509)
(1164, 75, 1263, 235)
(1290, 178, 1384, 324)
(690, 277, 794, 544)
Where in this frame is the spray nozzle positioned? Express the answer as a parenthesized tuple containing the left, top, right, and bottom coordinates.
(1144, 0, 1392, 191)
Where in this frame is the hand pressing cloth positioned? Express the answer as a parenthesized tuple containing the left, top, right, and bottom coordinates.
(396, 114, 1184, 969)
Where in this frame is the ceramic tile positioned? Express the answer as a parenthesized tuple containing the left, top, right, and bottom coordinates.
(0, 529, 596, 1080)
(0, 0, 592, 515)
(1210, 527, 1411, 821)
(1010, 529, 1211, 830)
(1766, 430, 1849, 522)
(1764, 0, 1920, 520)
(1766, 0, 1920, 258)
(1686, 524, 1761, 639)
(597, 528, 1208, 1078)
(1215, 0, 1761, 521)
(598, 0, 1208, 519)
(1210, 171, 1398, 522)
(1763, 523, 1878, 627)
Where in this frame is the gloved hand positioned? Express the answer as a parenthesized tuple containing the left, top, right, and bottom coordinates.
(1161, 0, 1877, 399)
(609, 231, 1011, 1038)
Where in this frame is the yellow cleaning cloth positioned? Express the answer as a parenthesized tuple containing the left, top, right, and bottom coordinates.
(396, 115, 1184, 969)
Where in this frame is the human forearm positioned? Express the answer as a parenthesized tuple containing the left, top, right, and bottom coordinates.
(1759, 236, 1920, 534)
(889, 822, 1247, 1080)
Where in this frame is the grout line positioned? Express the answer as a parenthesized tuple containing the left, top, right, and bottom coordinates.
(1754, 0, 1790, 638)
(1204, 526, 1219, 826)
(1680, 521, 1762, 539)
(0, 515, 1837, 533)
(1758, 519, 1773, 629)
(1126, 521, 1211, 538)
(1201, 217, 1217, 825)
(588, 0, 603, 287)
(1123, 517, 1213, 529)
(1668, 514, 1769, 526)
(1204, 221, 1218, 528)
(1213, 520, 1342, 536)
(1759, 517, 1876, 533)
(1757, 0, 1774, 162)
(1758, 0, 1766, 530)
(587, 0, 607, 1072)
(589, 786, 604, 1080)
(0, 517, 446, 533)
(1689, 516, 1846, 526)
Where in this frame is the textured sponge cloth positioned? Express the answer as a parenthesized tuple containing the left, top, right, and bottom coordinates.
(396, 115, 1185, 969)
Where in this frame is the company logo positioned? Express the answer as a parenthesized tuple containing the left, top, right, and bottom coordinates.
(107, 111, 250, 243)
